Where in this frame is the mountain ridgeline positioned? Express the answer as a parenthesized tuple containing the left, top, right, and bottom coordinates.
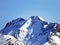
(0, 16, 60, 45)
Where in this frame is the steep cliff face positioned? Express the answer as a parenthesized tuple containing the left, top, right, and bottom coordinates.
(0, 16, 60, 45)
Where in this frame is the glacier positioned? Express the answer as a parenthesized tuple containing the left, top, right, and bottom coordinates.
(0, 16, 60, 45)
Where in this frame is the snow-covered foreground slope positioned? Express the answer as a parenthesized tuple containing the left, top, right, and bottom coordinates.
(0, 16, 60, 45)
(45, 23, 60, 45)
(45, 32, 60, 45)
(0, 34, 16, 45)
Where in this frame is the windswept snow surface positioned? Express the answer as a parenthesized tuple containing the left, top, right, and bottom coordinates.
(0, 16, 60, 45)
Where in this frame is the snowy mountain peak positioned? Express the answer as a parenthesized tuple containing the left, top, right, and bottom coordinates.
(0, 16, 60, 45)
(30, 16, 45, 21)
(20, 16, 46, 31)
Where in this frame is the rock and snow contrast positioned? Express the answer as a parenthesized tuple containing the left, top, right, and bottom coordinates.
(0, 16, 60, 45)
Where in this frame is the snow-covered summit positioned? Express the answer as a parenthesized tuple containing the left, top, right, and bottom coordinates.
(30, 16, 45, 21)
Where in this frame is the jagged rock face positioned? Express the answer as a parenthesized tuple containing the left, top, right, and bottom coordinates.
(5, 18, 25, 28)
(45, 23, 60, 45)
(53, 23, 60, 32)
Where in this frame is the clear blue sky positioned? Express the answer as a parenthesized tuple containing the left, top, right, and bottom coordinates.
(0, 0, 60, 30)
